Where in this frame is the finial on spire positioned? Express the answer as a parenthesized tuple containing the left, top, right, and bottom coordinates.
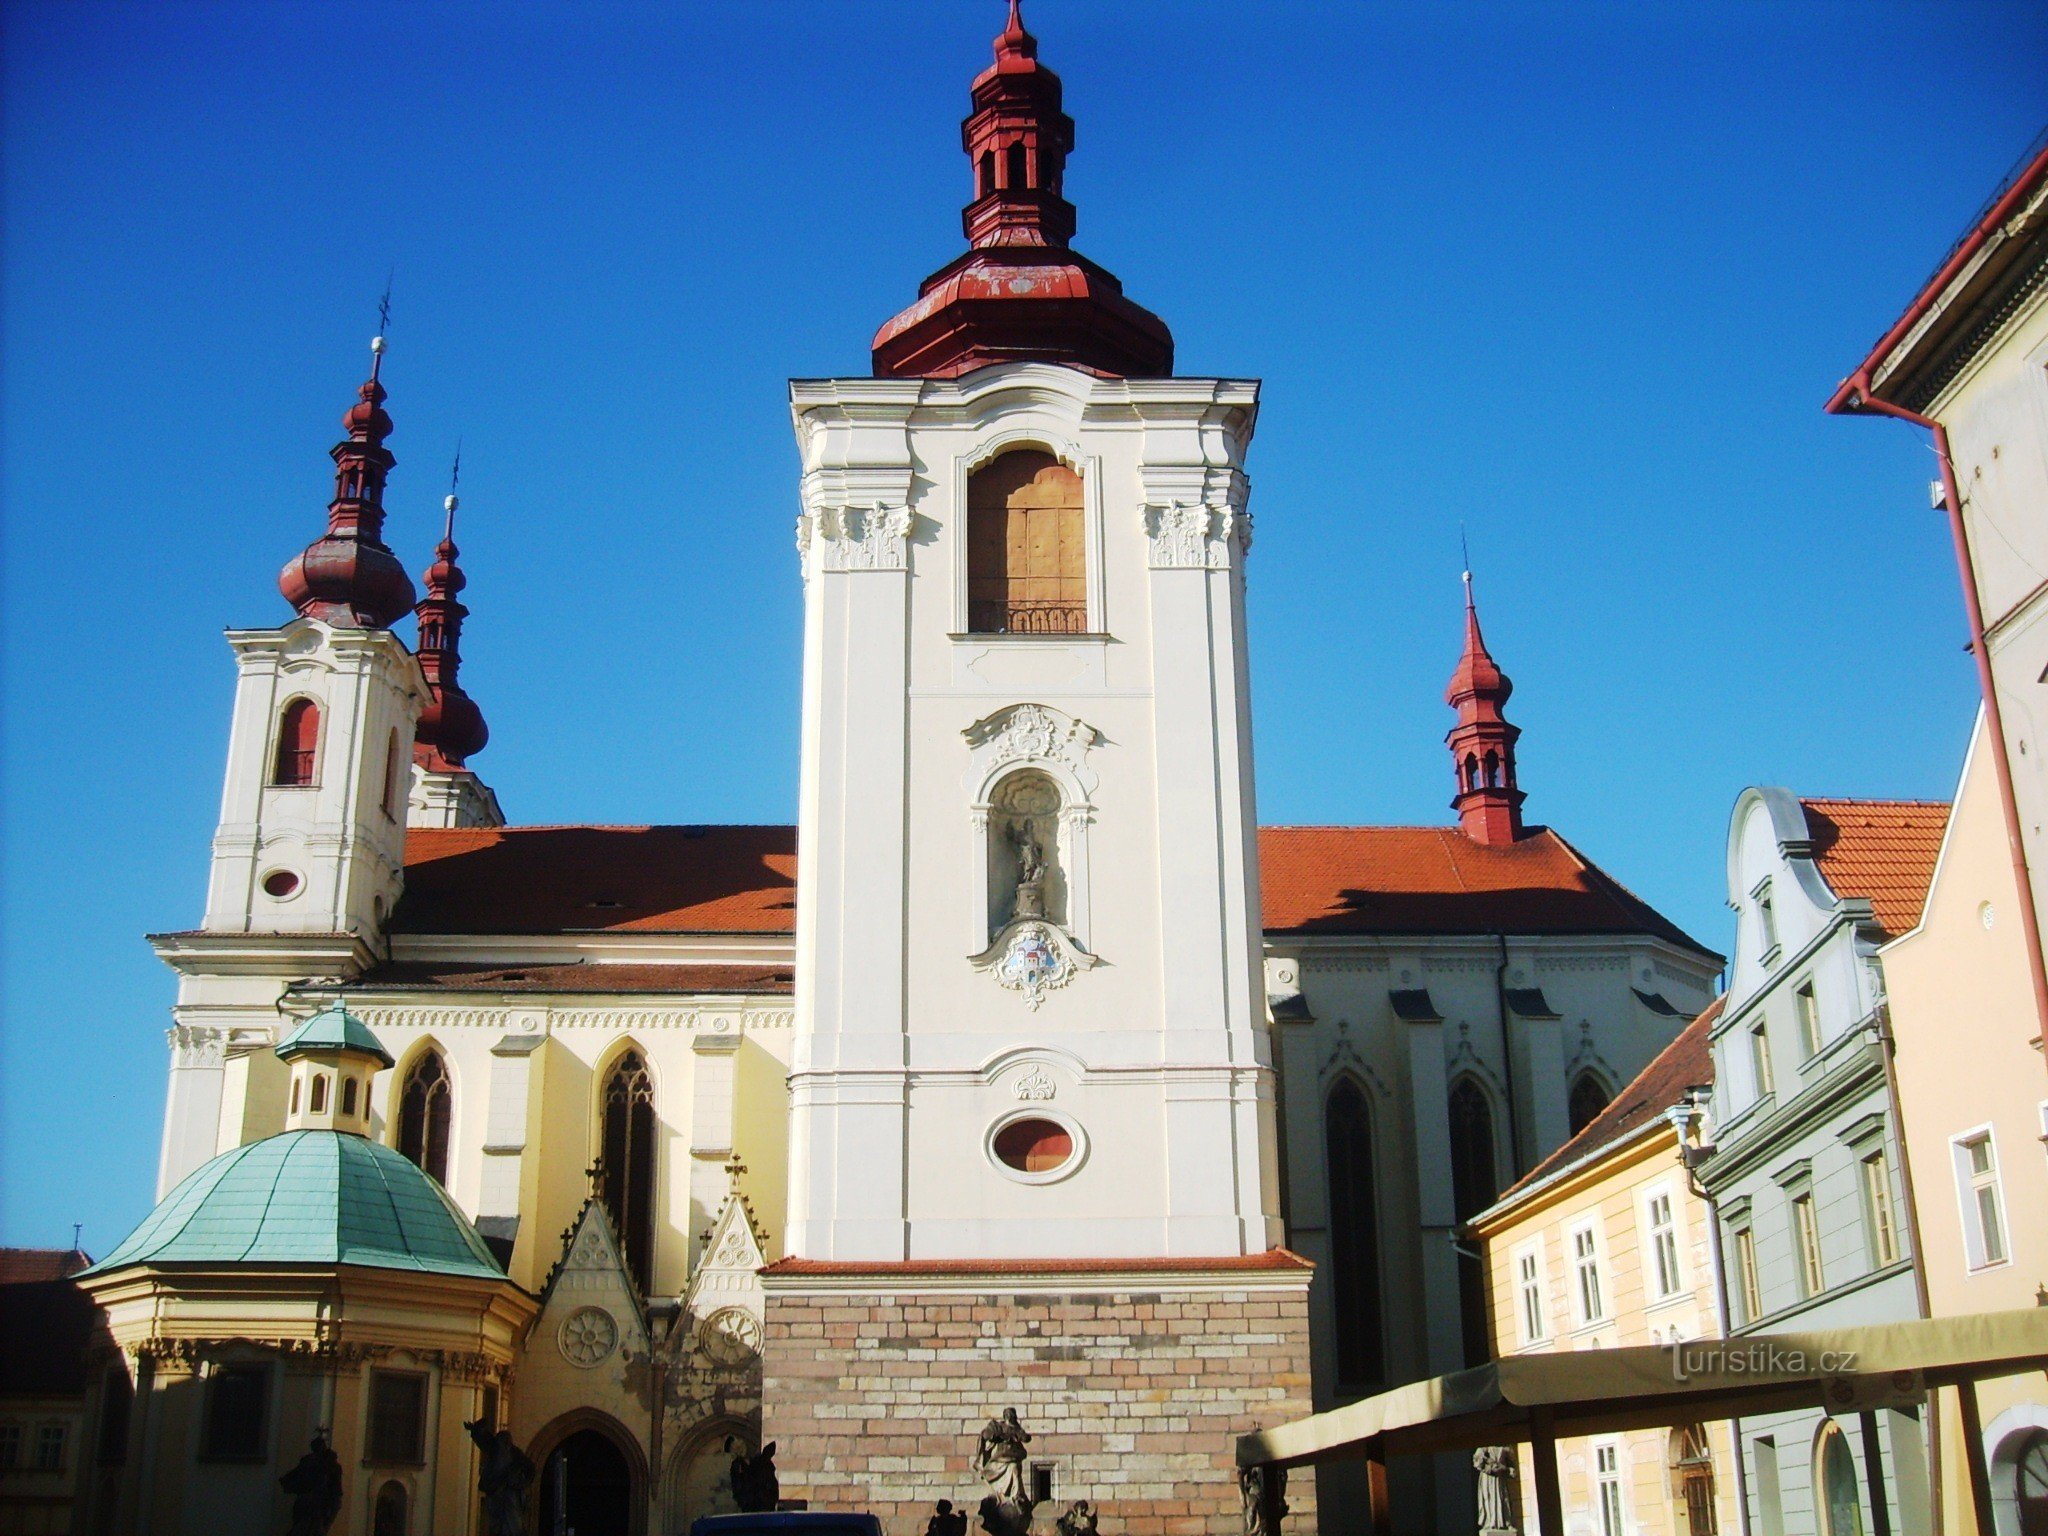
(1444, 566, 1525, 845)
(412, 443, 488, 772)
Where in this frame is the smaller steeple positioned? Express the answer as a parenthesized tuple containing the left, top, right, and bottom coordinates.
(278, 333, 418, 628)
(412, 458, 489, 771)
(276, 1002, 393, 1136)
(1445, 571, 1526, 845)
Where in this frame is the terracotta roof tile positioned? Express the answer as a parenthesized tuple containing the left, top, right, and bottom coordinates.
(1799, 798, 1950, 938)
(1495, 996, 1724, 1205)
(1257, 826, 1714, 954)
(343, 962, 794, 996)
(0, 1248, 90, 1285)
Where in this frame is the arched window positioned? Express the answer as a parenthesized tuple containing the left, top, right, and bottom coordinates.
(290, 1077, 301, 1115)
(2014, 1430, 2048, 1536)
(1814, 1421, 1864, 1536)
(340, 1077, 358, 1117)
(1325, 1078, 1385, 1386)
(1448, 1076, 1500, 1366)
(271, 699, 321, 786)
(1569, 1071, 1612, 1136)
(1006, 141, 1028, 190)
(397, 1050, 452, 1186)
(382, 729, 403, 818)
(1483, 749, 1502, 788)
(978, 150, 995, 198)
(1670, 1424, 1717, 1536)
(967, 450, 1086, 635)
(309, 1074, 328, 1115)
(601, 1050, 658, 1289)
(372, 1479, 408, 1536)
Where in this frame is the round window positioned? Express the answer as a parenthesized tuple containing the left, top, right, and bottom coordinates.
(993, 1117, 1073, 1174)
(262, 869, 302, 899)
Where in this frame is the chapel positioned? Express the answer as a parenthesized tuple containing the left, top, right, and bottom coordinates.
(77, 8, 1719, 1535)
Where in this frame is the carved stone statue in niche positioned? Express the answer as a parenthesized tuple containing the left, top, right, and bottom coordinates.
(990, 771, 1063, 933)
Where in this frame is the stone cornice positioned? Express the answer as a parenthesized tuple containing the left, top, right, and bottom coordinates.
(149, 930, 375, 977)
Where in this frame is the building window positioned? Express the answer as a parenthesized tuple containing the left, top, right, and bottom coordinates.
(271, 698, 321, 787)
(374, 1480, 409, 1536)
(397, 1049, 452, 1186)
(1516, 1246, 1547, 1343)
(1324, 1078, 1385, 1386)
(1792, 1191, 1824, 1298)
(1815, 1421, 1865, 1536)
(1749, 1021, 1775, 1101)
(341, 1076, 358, 1116)
(97, 1366, 132, 1465)
(2014, 1431, 2048, 1536)
(600, 1049, 658, 1289)
(1733, 1225, 1763, 1323)
(1595, 1441, 1626, 1536)
(966, 450, 1086, 635)
(1794, 983, 1821, 1058)
(1569, 1072, 1612, 1136)
(382, 728, 404, 819)
(0, 1424, 18, 1470)
(1672, 1424, 1718, 1536)
(309, 1073, 328, 1115)
(1030, 1464, 1055, 1506)
(368, 1372, 427, 1465)
(1860, 1150, 1899, 1267)
(1756, 882, 1779, 956)
(33, 1424, 65, 1472)
(1448, 1077, 1501, 1367)
(1572, 1223, 1607, 1325)
(1646, 1189, 1683, 1299)
(992, 1117, 1074, 1174)
(1954, 1129, 2009, 1267)
(201, 1363, 269, 1460)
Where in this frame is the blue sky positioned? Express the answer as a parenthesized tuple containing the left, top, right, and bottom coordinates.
(3, 1, 2042, 1251)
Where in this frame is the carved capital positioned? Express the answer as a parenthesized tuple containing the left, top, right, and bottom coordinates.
(815, 503, 915, 572)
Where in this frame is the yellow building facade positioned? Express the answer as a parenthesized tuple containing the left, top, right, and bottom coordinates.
(1882, 713, 2048, 1536)
(1471, 1008, 1743, 1536)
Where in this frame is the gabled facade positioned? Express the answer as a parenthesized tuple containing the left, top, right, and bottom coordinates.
(1700, 790, 1945, 1536)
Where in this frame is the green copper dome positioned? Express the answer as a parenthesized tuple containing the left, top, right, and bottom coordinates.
(82, 1131, 501, 1279)
(276, 1003, 393, 1067)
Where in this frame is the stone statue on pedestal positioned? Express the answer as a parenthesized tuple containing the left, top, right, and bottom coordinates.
(279, 1432, 343, 1536)
(1055, 1500, 1099, 1536)
(975, 1409, 1036, 1536)
(464, 1419, 535, 1536)
(1240, 1464, 1287, 1536)
(1474, 1445, 1520, 1535)
(1009, 823, 1048, 920)
(928, 1500, 971, 1536)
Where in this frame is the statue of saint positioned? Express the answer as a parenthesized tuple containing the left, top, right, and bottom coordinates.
(976, 1408, 1033, 1510)
(726, 1437, 779, 1513)
(1240, 1464, 1287, 1536)
(464, 1419, 535, 1536)
(1474, 1445, 1520, 1534)
(279, 1432, 343, 1536)
(1055, 1501, 1099, 1536)
(927, 1500, 971, 1536)
(1009, 823, 1048, 919)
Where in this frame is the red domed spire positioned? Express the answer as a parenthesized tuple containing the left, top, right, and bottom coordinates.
(412, 469, 488, 771)
(1444, 572, 1526, 845)
(278, 337, 417, 628)
(871, 0, 1173, 379)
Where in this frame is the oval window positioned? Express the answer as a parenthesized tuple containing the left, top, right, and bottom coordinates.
(993, 1118, 1073, 1174)
(262, 869, 302, 899)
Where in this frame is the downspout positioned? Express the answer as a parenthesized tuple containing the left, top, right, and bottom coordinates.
(1873, 999, 1943, 1536)
(1828, 385, 2048, 1085)
(1681, 1101, 1752, 1536)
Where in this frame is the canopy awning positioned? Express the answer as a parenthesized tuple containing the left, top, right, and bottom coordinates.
(1238, 1307, 2048, 1469)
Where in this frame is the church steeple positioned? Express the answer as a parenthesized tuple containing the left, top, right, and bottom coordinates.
(870, 1, 1173, 380)
(278, 337, 417, 628)
(412, 479, 488, 772)
(1445, 572, 1526, 845)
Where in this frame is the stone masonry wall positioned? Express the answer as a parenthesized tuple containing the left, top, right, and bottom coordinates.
(762, 1279, 1314, 1536)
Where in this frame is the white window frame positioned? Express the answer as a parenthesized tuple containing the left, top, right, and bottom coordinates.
(1733, 1223, 1763, 1324)
(1512, 1236, 1548, 1346)
(1640, 1179, 1686, 1301)
(1594, 1437, 1629, 1536)
(1794, 981, 1821, 1058)
(1791, 1187, 1825, 1299)
(1951, 1124, 2010, 1271)
(1755, 879, 1780, 959)
(1568, 1217, 1609, 1328)
(1859, 1147, 1900, 1268)
(1749, 1019, 1776, 1102)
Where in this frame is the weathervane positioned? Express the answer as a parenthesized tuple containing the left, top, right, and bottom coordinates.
(371, 274, 393, 378)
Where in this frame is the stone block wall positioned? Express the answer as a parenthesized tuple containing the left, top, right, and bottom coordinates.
(761, 1266, 1314, 1536)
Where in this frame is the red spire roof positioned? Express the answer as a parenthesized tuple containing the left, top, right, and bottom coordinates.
(278, 339, 417, 628)
(412, 487, 488, 771)
(870, 1, 1173, 380)
(1444, 573, 1526, 845)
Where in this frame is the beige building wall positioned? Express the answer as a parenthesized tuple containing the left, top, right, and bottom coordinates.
(1474, 1125, 1740, 1536)
(1881, 712, 2048, 1536)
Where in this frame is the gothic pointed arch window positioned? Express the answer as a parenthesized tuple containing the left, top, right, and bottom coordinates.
(601, 1050, 658, 1289)
(1569, 1071, 1613, 1136)
(1325, 1077, 1385, 1386)
(968, 449, 1086, 635)
(397, 1049, 452, 1186)
(381, 728, 404, 819)
(271, 698, 321, 787)
(1448, 1075, 1501, 1366)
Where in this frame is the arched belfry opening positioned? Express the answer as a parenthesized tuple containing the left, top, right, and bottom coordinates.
(1325, 1076, 1385, 1388)
(988, 769, 1066, 934)
(967, 449, 1085, 635)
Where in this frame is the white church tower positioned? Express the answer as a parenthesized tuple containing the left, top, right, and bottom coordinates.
(765, 9, 1312, 1528)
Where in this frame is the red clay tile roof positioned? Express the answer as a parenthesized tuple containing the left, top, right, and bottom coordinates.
(397, 825, 797, 935)
(761, 1250, 1312, 1276)
(1492, 996, 1724, 1207)
(392, 822, 1708, 954)
(0, 1248, 90, 1284)
(1799, 798, 1950, 938)
(1257, 826, 1714, 954)
(0, 1253, 105, 1397)
(343, 962, 794, 995)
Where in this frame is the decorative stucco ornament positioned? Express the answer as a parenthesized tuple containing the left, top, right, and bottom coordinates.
(1012, 1064, 1056, 1101)
(699, 1305, 762, 1364)
(559, 1305, 618, 1367)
